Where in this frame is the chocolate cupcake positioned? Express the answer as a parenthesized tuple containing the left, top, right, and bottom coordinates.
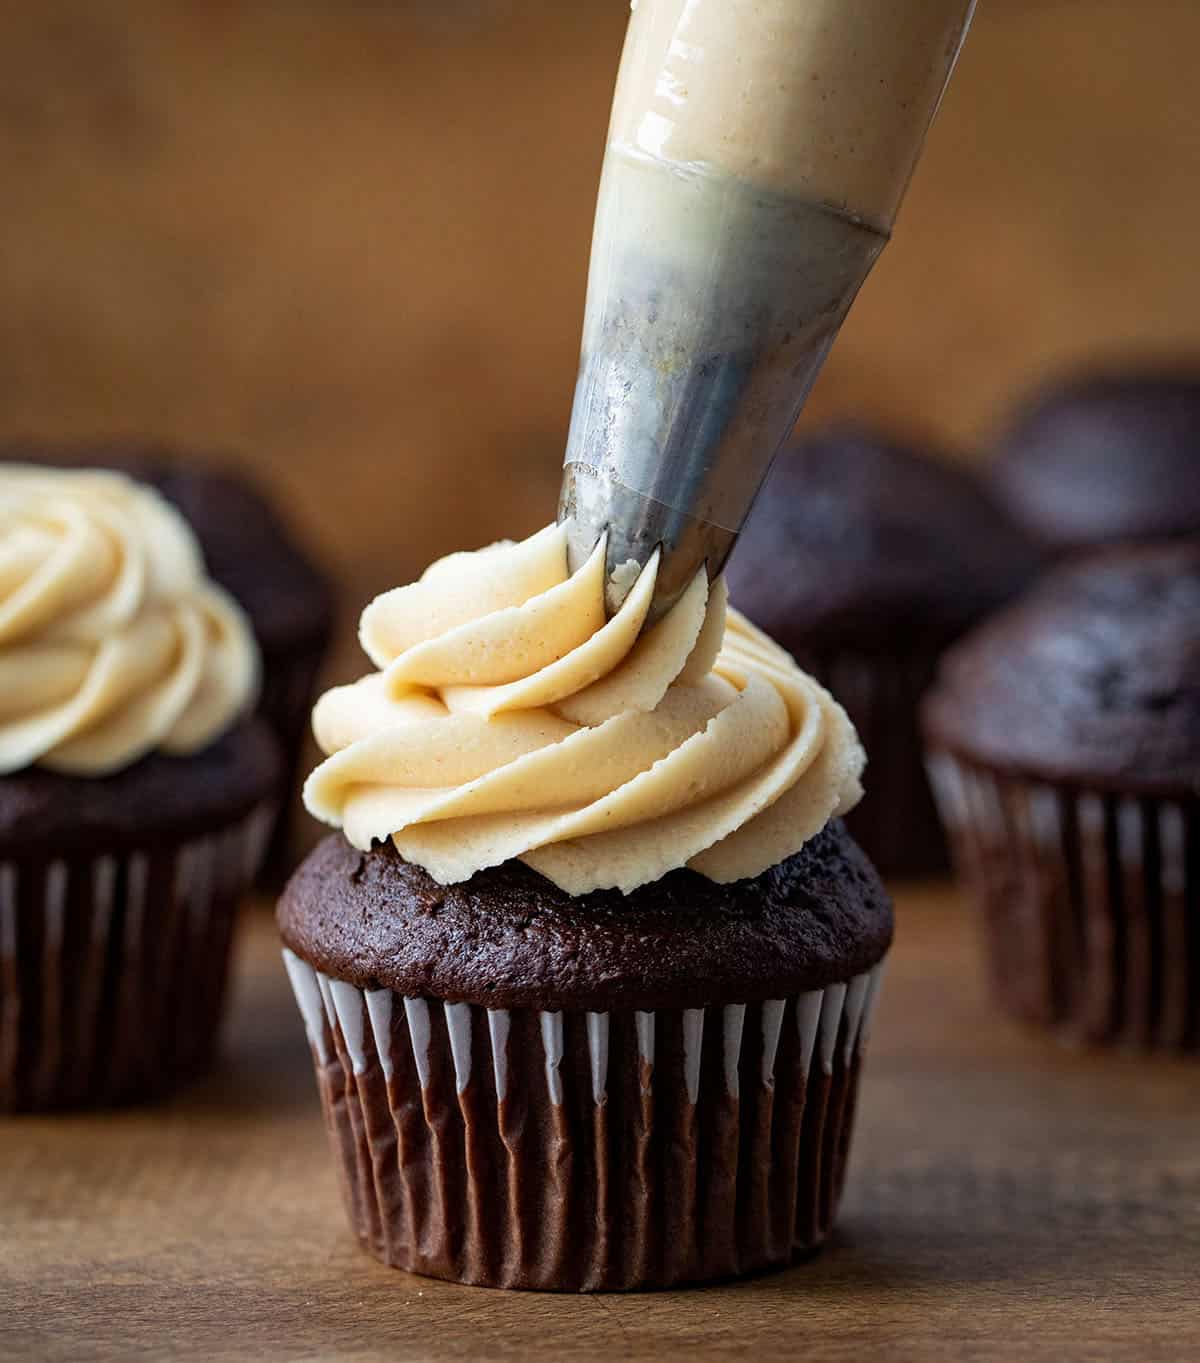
(725, 427, 1041, 875)
(0, 440, 334, 882)
(280, 523, 892, 1290)
(989, 371, 1200, 554)
(923, 541, 1200, 1050)
(0, 467, 279, 1110)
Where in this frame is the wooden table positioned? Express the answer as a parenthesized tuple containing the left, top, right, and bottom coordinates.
(3, 886, 1196, 1362)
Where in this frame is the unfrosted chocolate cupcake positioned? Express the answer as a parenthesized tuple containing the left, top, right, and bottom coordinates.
(989, 371, 1200, 554)
(726, 427, 1040, 875)
(0, 440, 333, 882)
(0, 467, 279, 1110)
(923, 541, 1200, 1050)
(279, 521, 892, 1291)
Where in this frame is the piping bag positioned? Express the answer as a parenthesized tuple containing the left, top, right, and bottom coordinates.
(559, 0, 977, 618)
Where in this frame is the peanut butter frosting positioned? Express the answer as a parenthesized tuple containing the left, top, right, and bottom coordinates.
(0, 466, 259, 776)
(306, 524, 864, 895)
(610, 0, 976, 223)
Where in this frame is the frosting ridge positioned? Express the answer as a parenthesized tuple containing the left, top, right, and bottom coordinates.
(0, 466, 260, 775)
(306, 523, 864, 894)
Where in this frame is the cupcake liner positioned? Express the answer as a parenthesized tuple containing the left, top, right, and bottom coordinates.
(0, 802, 275, 1112)
(802, 648, 947, 876)
(927, 752, 1198, 1050)
(282, 949, 886, 1291)
(257, 645, 329, 885)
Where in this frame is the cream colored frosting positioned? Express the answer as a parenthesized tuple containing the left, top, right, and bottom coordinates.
(306, 524, 863, 895)
(610, 0, 976, 224)
(0, 466, 260, 776)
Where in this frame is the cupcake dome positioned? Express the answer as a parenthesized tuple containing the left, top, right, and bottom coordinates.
(726, 427, 1041, 874)
(280, 522, 892, 1290)
(989, 372, 1200, 553)
(924, 541, 1200, 797)
(923, 541, 1200, 1049)
(281, 823, 891, 1013)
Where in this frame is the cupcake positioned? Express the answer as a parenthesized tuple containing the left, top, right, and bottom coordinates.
(923, 541, 1200, 1050)
(0, 440, 334, 882)
(725, 427, 1041, 876)
(0, 466, 279, 1110)
(279, 522, 892, 1290)
(989, 371, 1200, 554)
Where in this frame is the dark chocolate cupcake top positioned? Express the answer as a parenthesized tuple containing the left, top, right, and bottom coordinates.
(989, 372, 1200, 553)
(923, 541, 1200, 797)
(0, 440, 333, 656)
(279, 823, 892, 1011)
(0, 717, 280, 856)
(726, 427, 1040, 654)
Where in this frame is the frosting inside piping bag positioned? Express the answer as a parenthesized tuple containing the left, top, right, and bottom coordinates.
(306, 523, 864, 895)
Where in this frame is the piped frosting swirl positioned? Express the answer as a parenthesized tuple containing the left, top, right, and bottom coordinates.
(0, 466, 259, 776)
(306, 523, 864, 895)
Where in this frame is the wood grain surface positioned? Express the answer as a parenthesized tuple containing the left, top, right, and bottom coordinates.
(2, 888, 1196, 1363)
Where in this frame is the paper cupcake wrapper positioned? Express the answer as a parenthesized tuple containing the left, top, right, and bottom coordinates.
(0, 802, 275, 1112)
(256, 646, 329, 885)
(800, 648, 947, 876)
(927, 751, 1198, 1050)
(282, 950, 886, 1291)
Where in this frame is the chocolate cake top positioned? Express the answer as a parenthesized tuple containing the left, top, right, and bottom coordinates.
(726, 427, 1040, 654)
(0, 719, 280, 856)
(989, 372, 1200, 553)
(923, 540, 1200, 796)
(278, 822, 893, 1012)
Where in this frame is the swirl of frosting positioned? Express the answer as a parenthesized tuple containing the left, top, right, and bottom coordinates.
(0, 466, 260, 776)
(307, 524, 864, 895)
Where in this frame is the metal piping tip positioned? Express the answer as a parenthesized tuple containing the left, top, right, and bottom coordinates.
(559, 462, 734, 620)
(557, 159, 888, 627)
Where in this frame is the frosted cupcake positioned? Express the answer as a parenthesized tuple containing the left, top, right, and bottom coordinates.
(2, 440, 335, 882)
(279, 523, 892, 1290)
(0, 467, 278, 1110)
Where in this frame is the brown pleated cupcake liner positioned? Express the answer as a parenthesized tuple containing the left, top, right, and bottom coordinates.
(257, 646, 329, 886)
(801, 648, 947, 876)
(0, 803, 275, 1112)
(926, 752, 1199, 1050)
(282, 949, 886, 1291)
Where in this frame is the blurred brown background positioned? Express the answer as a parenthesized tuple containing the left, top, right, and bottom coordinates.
(3, 0, 1200, 672)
